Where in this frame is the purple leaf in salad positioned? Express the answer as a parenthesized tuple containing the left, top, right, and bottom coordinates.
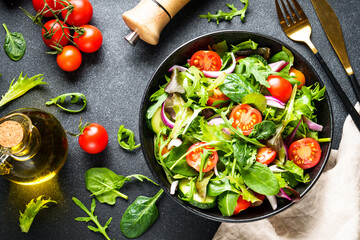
(284, 117, 303, 146)
(164, 68, 185, 94)
(168, 65, 188, 72)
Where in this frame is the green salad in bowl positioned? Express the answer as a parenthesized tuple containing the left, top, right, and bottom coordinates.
(140, 31, 333, 222)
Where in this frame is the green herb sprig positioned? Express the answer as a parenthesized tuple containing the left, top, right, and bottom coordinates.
(117, 125, 141, 151)
(46, 92, 87, 113)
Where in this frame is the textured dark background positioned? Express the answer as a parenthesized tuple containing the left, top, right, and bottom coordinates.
(0, 0, 358, 239)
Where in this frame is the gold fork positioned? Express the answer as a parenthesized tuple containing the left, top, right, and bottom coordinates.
(275, 0, 360, 131)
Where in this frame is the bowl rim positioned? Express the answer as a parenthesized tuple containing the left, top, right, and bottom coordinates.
(139, 30, 334, 223)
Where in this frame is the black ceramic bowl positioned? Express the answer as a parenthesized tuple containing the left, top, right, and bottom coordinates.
(139, 30, 333, 222)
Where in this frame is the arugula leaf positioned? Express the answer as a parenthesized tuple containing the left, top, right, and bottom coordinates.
(199, 0, 249, 24)
(218, 191, 239, 216)
(3, 23, 26, 61)
(0, 72, 47, 107)
(73, 197, 112, 240)
(219, 73, 259, 102)
(117, 125, 141, 151)
(232, 139, 257, 170)
(231, 39, 258, 52)
(293, 83, 325, 119)
(235, 57, 271, 87)
(146, 92, 168, 119)
(227, 175, 260, 203)
(19, 196, 57, 233)
(248, 120, 276, 140)
(46, 92, 87, 113)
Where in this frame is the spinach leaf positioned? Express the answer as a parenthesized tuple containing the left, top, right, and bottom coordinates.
(164, 143, 198, 177)
(3, 23, 26, 61)
(73, 197, 112, 240)
(118, 125, 141, 151)
(232, 139, 257, 170)
(269, 46, 294, 73)
(248, 120, 276, 140)
(46, 92, 87, 113)
(241, 161, 280, 195)
(219, 73, 258, 102)
(208, 176, 240, 196)
(218, 191, 239, 216)
(85, 168, 157, 205)
(120, 189, 163, 239)
(241, 93, 267, 112)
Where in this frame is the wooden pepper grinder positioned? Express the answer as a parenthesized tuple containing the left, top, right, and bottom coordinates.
(122, 0, 191, 45)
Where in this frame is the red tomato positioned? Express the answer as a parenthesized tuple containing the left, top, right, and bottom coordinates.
(230, 104, 262, 136)
(235, 56, 246, 62)
(42, 20, 70, 49)
(190, 50, 222, 71)
(233, 195, 251, 215)
(256, 147, 277, 165)
(57, 45, 82, 72)
(79, 123, 108, 154)
(289, 67, 306, 89)
(186, 142, 218, 172)
(267, 75, 293, 103)
(74, 25, 103, 53)
(207, 88, 230, 107)
(289, 138, 321, 169)
(32, 0, 60, 17)
(61, 0, 93, 26)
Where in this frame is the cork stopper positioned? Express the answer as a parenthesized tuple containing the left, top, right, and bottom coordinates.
(0, 120, 24, 148)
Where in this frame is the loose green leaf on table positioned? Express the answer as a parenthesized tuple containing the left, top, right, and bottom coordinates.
(0, 72, 47, 107)
(19, 196, 57, 233)
(46, 92, 87, 113)
(120, 189, 164, 239)
(3, 23, 26, 61)
(85, 167, 157, 205)
(199, 0, 249, 24)
(72, 197, 112, 240)
(117, 125, 141, 151)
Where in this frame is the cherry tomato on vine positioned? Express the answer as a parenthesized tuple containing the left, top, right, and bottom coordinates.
(61, 0, 93, 26)
(57, 45, 82, 72)
(32, 0, 61, 17)
(256, 147, 277, 165)
(207, 88, 230, 107)
(289, 67, 306, 89)
(42, 20, 70, 49)
(230, 104, 262, 136)
(289, 138, 321, 169)
(186, 142, 218, 172)
(74, 25, 103, 53)
(190, 50, 222, 71)
(233, 195, 251, 215)
(267, 75, 293, 103)
(79, 123, 108, 154)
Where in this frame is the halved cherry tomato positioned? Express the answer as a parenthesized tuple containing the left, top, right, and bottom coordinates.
(267, 75, 293, 103)
(207, 88, 230, 107)
(256, 147, 277, 165)
(42, 20, 70, 49)
(186, 142, 218, 172)
(74, 25, 103, 53)
(57, 45, 82, 72)
(61, 0, 93, 26)
(233, 195, 251, 215)
(190, 50, 222, 71)
(289, 138, 321, 169)
(230, 104, 262, 136)
(289, 67, 306, 89)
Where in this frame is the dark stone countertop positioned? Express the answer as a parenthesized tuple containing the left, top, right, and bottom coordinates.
(0, 0, 358, 239)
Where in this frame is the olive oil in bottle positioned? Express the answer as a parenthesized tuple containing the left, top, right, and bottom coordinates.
(0, 108, 68, 185)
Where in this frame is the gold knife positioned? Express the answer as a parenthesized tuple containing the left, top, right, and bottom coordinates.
(310, 0, 360, 102)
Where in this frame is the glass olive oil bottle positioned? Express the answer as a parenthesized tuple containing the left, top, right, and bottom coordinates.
(0, 108, 68, 185)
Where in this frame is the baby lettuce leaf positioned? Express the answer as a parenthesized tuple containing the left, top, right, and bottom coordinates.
(218, 191, 239, 216)
(196, 171, 214, 199)
(208, 176, 241, 196)
(46, 92, 87, 113)
(85, 168, 157, 205)
(120, 189, 164, 239)
(3, 23, 26, 61)
(164, 143, 198, 177)
(219, 73, 258, 102)
(241, 161, 280, 196)
(248, 120, 277, 140)
(235, 57, 271, 87)
(19, 196, 57, 233)
(0, 72, 47, 107)
(73, 197, 112, 240)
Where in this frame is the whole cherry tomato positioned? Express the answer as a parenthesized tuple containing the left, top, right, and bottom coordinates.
(74, 25, 103, 53)
(61, 0, 93, 26)
(42, 20, 70, 49)
(57, 45, 82, 72)
(289, 67, 306, 89)
(267, 75, 293, 103)
(79, 123, 108, 154)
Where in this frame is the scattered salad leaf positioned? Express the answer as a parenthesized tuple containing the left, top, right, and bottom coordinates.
(46, 92, 87, 113)
(72, 197, 112, 240)
(19, 196, 57, 233)
(3, 23, 26, 61)
(199, 0, 249, 24)
(0, 72, 47, 107)
(120, 189, 164, 239)
(117, 125, 141, 151)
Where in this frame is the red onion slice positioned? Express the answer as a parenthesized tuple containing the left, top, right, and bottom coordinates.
(266, 195, 278, 210)
(303, 116, 323, 131)
(202, 52, 236, 78)
(265, 96, 285, 109)
(170, 180, 179, 195)
(161, 102, 175, 129)
(168, 65, 188, 72)
(269, 60, 289, 72)
(168, 138, 183, 149)
(207, 116, 231, 135)
(284, 118, 302, 146)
